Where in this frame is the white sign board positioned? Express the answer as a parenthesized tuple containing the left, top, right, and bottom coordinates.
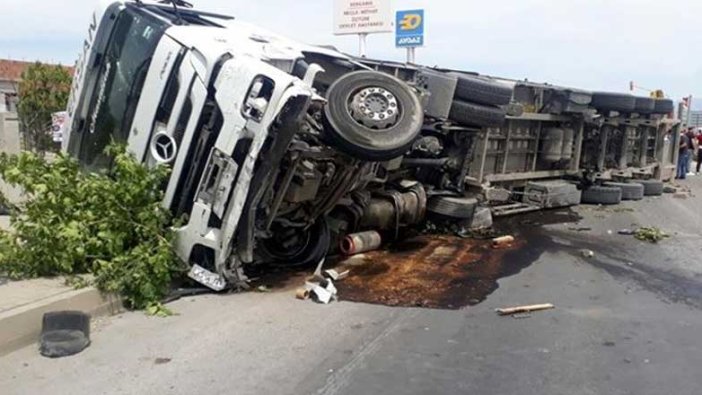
(333, 0, 393, 35)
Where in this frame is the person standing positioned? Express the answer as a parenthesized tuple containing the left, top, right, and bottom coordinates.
(677, 129, 690, 179)
(687, 127, 697, 176)
(696, 129, 702, 174)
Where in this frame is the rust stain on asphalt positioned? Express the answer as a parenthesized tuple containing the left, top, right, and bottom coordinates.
(335, 209, 581, 309)
(335, 235, 523, 309)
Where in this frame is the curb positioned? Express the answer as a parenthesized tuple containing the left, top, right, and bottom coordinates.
(0, 287, 123, 356)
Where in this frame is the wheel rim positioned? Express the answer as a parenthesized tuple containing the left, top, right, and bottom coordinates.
(348, 86, 400, 129)
(260, 226, 312, 261)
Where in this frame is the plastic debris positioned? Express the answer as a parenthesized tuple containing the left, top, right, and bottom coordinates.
(581, 249, 595, 258)
(492, 235, 515, 249)
(496, 303, 554, 316)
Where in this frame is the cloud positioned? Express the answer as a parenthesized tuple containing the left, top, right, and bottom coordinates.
(1, 0, 699, 101)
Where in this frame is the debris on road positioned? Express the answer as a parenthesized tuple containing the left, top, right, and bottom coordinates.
(324, 269, 350, 281)
(663, 185, 677, 194)
(581, 249, 595, 258)
(296, 261, 348, 304)
(341, 231, 383, 255)
(618, 229, 636, 235)
(39, 311, 91, 358)
(568, 226, 592, 232)
(154, 357, 172, 365)
(496, 303, 555, 316)
(673, 192, 688, 199)
(492, 235, 515, 249)
(634, 227, 669, 243)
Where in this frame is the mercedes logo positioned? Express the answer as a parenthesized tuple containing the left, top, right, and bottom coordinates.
(150, 132, 178, 164)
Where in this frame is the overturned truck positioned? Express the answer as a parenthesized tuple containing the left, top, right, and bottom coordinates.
(64, 1, 680, 289)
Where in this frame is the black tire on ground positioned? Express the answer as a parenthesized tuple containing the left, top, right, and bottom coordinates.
(40, 311, 91, 358)
(603, 182, 645, 200)
(323, 71, 424, 161)
(449, 73, 513, 106)
(635, 179, 664, 196)
(653, 99, 674, 114)
(591, 92, 637, 113)
(427, 196, 478, 219)
(634, 97, 655, 114)
(449, 100, 507, 128)
(580, 185, 622, 205)
(259, 219, 331, 268)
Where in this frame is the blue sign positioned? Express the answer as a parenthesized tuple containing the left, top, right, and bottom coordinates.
(396, 9, 424, 48)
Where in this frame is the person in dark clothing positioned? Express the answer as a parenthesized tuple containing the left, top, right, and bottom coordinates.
(696, 130, 702, 174)
(686, 127, 697, 175)
(677, 130, 690, 179)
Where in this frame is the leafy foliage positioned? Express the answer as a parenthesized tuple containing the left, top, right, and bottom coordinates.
(0, 146, 181, 310)
(634, 227, 669, 243)
(16, 62, 72, 154)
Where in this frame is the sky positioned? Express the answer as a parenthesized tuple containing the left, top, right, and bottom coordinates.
(1, 0, 700, 108)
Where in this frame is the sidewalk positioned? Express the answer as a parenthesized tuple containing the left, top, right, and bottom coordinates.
(0, 277, 122, 356)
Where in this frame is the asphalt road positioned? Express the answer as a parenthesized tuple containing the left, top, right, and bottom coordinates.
(3, 178, 702, 395)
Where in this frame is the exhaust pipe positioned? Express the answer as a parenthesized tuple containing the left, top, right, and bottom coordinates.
(340, 231, 382, 255)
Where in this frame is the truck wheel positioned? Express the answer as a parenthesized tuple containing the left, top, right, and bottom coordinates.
(449, 73, 513, 106)
(603, 182, 644, 200)
(591, 92, 636, 113)
(259, 219, 330, 267)
(653, 99, 674, 114)
(427, 196, 478, 219)
(634, 97, 655, 114)
(449, 100, 507, 127)
(580, 185, 622, 205)
(637, 179, 664, 196)
(323, 71, 424, 161)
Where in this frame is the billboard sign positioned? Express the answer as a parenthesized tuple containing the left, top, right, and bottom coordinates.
(395, 9, 424, 48)
(333, 0, 393, 35)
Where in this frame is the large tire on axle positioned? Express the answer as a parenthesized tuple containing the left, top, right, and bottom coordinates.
(450, 73, 513, 106)
(259, 219, 330, 268)
(591, 92, 636, 113)
(449, 100, 507, 128)
(427, 196, 478, 219)
(634, 97, 655, 114)
(653, 99, 674, 114)
(323, 71, 424, 161)
(637, 179, 664, 196)
(580, 185, 622, 205)
(603, 182, 644, 201)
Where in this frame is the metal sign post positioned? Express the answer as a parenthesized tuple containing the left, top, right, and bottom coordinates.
(395, 9, 424, 64)
(359, 33, 368, 57)
(333, 0, 393, 58)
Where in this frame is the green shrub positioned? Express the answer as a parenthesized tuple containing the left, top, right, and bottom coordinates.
(0, 146, 180, 310)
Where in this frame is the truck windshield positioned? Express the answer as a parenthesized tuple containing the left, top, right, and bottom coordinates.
(76, 7, 167, 170)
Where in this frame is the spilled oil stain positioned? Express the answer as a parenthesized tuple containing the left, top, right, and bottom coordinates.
(334, 209, 582, 310)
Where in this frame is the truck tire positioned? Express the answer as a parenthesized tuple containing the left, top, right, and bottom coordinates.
(591, 92, 636, 113)
(323, 71, 424, 161)
(634, 179, 664, 196)
(603, 182, 644, 200)
(580, 185, 622, 205)
(427, 196, 478, 219)
(260, 219, 330, 268)
(653, 99, 674, 114)
(449, 100, 507, 128)
(449, 73, 513, 106)
(634, 97, 655, 114)
(40, 311, 91, 358)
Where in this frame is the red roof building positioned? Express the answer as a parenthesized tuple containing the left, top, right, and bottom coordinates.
(0, 59, 74, 113)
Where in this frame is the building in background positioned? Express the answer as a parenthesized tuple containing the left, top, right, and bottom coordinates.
(688, 110, 702, 128)
(0, 59, 73, 113)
